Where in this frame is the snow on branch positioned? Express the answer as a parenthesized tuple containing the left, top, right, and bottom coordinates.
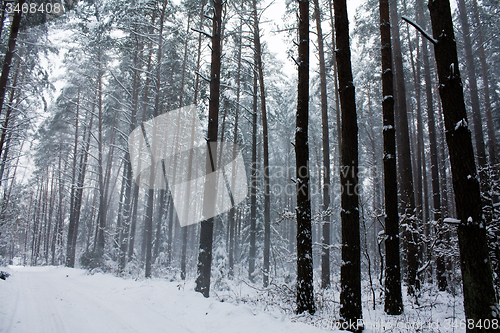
(443, 217, 461, 225)
(401, 16, 437, 45)
(191, 28, 212, 39)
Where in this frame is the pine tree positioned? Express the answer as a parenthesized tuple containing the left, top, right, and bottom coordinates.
(295, 0, 315, 316)
(195, 0, 223, 298)
(334, 0, 362, 327)
(379, 0, 403, 315)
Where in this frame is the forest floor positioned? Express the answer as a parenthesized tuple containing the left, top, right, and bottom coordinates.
(0, 265, 465, 332)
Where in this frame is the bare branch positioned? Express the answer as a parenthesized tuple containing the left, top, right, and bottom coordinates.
(402, 16, 437, 45)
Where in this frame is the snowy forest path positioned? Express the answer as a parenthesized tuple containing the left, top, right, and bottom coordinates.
(0, 266, 195, 333)
(0, 266, 329, 333)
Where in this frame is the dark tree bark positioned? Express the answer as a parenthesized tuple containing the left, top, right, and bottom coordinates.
(428, 0, 498, 329)
(313, 0, 331, 290)
(334, 0, 362, 327)
(389, 0, 419, 294)
(195, 0, 222, 298)
(295, 0, 315, 316)
(379, 0, 403, 315)
(0, 44, 22, 176)
(0, 0, 24, 117)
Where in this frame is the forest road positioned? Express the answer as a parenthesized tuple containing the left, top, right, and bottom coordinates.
(0, 266, 196, 333)
(0, 265, 328, 333)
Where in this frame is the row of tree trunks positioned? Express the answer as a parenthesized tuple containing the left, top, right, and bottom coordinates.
(179, 13, 192, 281)
(313, 0, 331, 291)
(129, 12, 156, 263)
(470, 0, 498, 166)
(227, 4, 243, 278)
(414, 0, 446, 291)
(66, 103, 94, 268)
(389, 0, 419, 294)
(118, 27, 143, 271)
(428, 0, 498, 330)
(456, 0, 500, 298)
(252, 0, 271, 288)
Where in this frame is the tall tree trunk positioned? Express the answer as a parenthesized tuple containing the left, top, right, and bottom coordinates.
(415, 0, 445, 290)
(0, 45, 22, 176)
(334, 0, 362, 326)
(428, 0, 498, 329)
(380, 0, 403, 315)
(143, 0, 168, 279)
(115, 162, 126, 250)
(195, 0, 222, 298)
(411, 31, 425, 241)
(179, 13, 192, 281)
(96, 40, 106, 257)
(227, 9, 243, 279)
(67, 105, 93, 267)
(295, 0, 315, 316)
(153, 189, 164, 263)
(52, 149, 65, 265)
(328, 0, 341, 162)
(313, 0, 331, 290)
(252, 0, 271, 288)
(193, 0, 207, 105)
(119, 32, 143, 271)
(0, 0, 24, 117)
(437, 106, 449, 217)
(390, 0, 419, 294)
(248, 67, 258, 282)
(129, 18, 156, 261)
(0, 1, 7, 42)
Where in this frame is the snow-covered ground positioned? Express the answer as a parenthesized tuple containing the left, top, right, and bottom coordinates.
(0, 265, 466, 332)
(0, 266, 328, 333)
